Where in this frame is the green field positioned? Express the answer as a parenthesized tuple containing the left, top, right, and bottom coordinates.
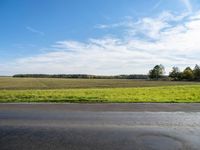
(0, 77, 200, 103)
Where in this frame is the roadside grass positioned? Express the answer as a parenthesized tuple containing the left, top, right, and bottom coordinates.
(1, 85, 200, 103)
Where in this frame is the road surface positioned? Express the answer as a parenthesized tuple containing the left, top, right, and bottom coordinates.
(1, 103, 200, 150)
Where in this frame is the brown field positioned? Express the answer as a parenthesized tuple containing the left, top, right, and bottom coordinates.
(0, 77, 199, 90)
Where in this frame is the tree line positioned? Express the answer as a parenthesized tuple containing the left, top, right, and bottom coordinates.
(13, 74, 148, 79)
(149, 64, 200, 81)
(12, 64, 200, 81)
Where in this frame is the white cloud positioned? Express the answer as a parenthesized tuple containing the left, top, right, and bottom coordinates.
(152, 0, 163, 11)
(95, 24, 110, 29)
(95, 11, 188, 40)
(2, 11, 200, 75)
(26, 26, 44, 36)
(180, 0, 193, 12)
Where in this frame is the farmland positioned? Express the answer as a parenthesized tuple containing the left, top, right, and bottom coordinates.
(0, 77, 200, 103)
(0, 77, 199, 90)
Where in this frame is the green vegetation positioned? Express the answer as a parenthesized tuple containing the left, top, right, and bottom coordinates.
(0, 77, 200, 103)
(1, 77, 200, 103)
(1, 85, 200, 103)
(148, 64, 200, 81)
(148, 64, 165, 80)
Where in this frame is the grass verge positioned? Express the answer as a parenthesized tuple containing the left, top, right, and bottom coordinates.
(1, 85, 200, 103)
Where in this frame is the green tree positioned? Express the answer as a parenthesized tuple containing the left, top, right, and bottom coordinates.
(193, 64, 200, 81)
(182, 67, 194, 80)
(169, 67, 182, 81)
(148, 64, 165, 80)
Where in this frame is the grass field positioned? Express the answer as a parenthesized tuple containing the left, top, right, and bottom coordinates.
(1, 85, 200, 103)
(0, 77, 200, 103)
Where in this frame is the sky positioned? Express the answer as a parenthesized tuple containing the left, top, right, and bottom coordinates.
(1, 0, 200, 75)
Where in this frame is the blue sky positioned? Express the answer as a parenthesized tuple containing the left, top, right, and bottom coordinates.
(1, 0, 200, 75)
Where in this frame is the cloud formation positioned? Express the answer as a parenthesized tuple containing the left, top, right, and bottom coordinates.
(2, 11, 200, 75)
(152, 0, 163, 11)
(26, 26, 44, 36)
(180, 0, 193, 12)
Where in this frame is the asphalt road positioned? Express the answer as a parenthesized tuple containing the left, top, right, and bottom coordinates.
(1, 103, 200, 150)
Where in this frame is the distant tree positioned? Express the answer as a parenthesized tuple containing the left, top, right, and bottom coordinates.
(182, 67, 194, 80)
(193, 64, 200, 81)
(148, 64, 165, 80)
(13, 74, 148, 79)
(169, 67, 182, 81)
